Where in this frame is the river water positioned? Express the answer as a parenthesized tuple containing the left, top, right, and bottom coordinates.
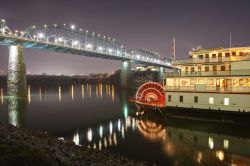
(0, 84, 250, 165)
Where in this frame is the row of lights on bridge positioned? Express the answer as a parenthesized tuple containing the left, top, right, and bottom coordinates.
(31, 31, 167, 64)
(29, 24, 169, 64)
(34, 32, 122, 55)
(33, 24, 118, 42)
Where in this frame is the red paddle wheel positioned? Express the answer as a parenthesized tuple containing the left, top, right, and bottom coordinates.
(130, 82, 166, 108)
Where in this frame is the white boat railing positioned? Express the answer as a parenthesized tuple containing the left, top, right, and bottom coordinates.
(164, 86, 250, 93)
(165, 69, 250, 77)
(173, 55, 250, 65)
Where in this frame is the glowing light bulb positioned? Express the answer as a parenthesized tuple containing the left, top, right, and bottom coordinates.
(38, 33, 44, 38)
(71, 25, 75, 30)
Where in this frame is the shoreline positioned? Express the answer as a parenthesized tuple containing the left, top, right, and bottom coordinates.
(0, 123, 148, 166)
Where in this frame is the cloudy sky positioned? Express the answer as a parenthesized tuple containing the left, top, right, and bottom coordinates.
(0, 0, 250, 75)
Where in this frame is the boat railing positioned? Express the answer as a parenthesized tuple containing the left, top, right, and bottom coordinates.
(165, 69, 250, 77)
(173, 54, 250, 65)
(164, 86, 250, 93)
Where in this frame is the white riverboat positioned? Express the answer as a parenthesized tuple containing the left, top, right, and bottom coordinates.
(164, 46, 250, 113)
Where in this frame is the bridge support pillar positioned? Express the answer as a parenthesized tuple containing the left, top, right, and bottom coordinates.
(158, 67, 164, 83)
(7, 46, 27, 97)
(120, 61, 131, 88)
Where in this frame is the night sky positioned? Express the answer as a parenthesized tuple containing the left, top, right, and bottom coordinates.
(0, 0, 250, 75)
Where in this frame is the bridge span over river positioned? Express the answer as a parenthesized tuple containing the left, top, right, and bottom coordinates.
(0, 19, 172, 97)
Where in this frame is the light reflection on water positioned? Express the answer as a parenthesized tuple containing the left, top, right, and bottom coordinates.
(27, 85, 31, 104)
(112, 85, 115, 101)
(23, 84, 112, 103)
(71, 85, 74, 100)
(73, 130, 80, 146)
(0, 88, 3, 104)
(58, 86, 62, 102)
(44, 88, 47, 100)
(78, 114, 250, 165)
(81, 85, 84, 99)
(39, 87, 42, 102)
(88, 84, 91, 98)
(99, 84, 102, 99)
(7, 97, 26, 127)
(0, 84, 250, 165)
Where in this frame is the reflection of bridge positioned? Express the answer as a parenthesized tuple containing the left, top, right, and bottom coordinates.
(0, 19, 172, 96)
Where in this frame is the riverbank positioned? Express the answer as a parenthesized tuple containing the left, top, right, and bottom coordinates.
(0, 69, 159, 89)
(0, 123, 147, 166)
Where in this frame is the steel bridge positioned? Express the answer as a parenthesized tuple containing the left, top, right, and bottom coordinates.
(0, 18, 172, 97)
(0, 19, 171, 67)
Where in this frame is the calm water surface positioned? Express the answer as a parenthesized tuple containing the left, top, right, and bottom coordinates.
(0, 84, 250, 165)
